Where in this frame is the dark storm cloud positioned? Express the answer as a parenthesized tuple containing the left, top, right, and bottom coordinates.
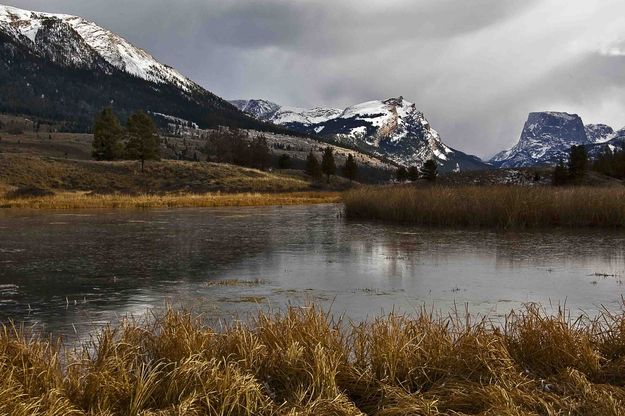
(5, 0, 625, 157)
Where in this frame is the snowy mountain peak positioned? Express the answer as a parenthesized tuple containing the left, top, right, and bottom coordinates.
(491, 111, 589, 168)
(232, 96, 488, 171)
(585, 124, 615, 144)
(0, 4, 195, 91)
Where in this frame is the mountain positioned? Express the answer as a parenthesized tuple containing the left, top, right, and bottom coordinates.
(491, 112, 625, 168)
(585, 124, 615, 143)
(491, 112, 590, 168)
(231, 97, 488, 172)
(0, 4, 285, 133)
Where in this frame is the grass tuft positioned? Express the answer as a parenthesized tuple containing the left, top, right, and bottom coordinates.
(3, 305, 625, 414)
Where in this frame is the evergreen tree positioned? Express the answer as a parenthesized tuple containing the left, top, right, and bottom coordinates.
(92, 108, 124, 161)
(552, 159, 568, 186)
(407, 166, 420, 181)
(125, 111, 160, 172)
(305, 150, 322, 179)
(321, 147, 336, 183)
(250, 135, 272, 170)
(568, 145, 588, 184)
(342, 154, 358, 182)
(396, 166, 407, 182)
(278, 154, 292, 169)
(420, 159, 438, 182)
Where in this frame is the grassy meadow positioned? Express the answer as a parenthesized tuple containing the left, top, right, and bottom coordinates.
(344, 185, 625, 228)
(0, 191, 340, 209)
(3, 305, 625, 415)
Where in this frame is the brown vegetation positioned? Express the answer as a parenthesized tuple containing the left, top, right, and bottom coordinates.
(344, 185, 625, 228)
(2, 304, 625, 415)
(0, 191, 339, 209)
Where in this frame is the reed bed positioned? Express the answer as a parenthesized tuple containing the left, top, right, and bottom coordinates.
(3, 304, 625, 415)
(0, 191, 340, 209)
(344, 185, 625, 228)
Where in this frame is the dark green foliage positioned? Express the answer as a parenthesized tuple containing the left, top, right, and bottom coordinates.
(203, 129, 272, 170)
(278, 154, 292, 169)
(125, 111, 160, 172)
(305, 150, 322, 179)
(568, 145, 588, 184)
(420, 159, 438, 182)
(407, 166, 420, 182)
(92, 108, 124, 161)
(342, 154, 358, 182)
(396, 166, 407, 182)
(552, 159, 568, 186)
(592, 148, 625, 179)
(321, 147, 336, 183)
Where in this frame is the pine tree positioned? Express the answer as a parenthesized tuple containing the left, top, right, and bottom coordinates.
(321, 147, 336, 183)
(396, 166, 407, 182)
(568, 145, 588, 185)
(92, 108, 124, 161)
(407, 166, 420, 181)
(552, 159, 568, 186)
(420, 159, 438, 182)
(342, 154, 358, 182)
(305, 150, 321, 179)
(278, 154, 292, 169)
(125, 111, 160, 172)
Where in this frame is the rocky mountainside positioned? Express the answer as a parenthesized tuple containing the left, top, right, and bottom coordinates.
(231, 97, 488, 172)
(491, 112, 625, 168)
(0, 4, 285, 133)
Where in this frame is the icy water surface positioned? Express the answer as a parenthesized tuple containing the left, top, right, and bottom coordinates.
(1, 204, 625, 339)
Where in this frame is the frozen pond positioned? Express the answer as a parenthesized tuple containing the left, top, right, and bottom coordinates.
(1, 204, 625, 339)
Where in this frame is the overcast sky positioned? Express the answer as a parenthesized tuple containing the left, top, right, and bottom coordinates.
(6, 0, 625, 157)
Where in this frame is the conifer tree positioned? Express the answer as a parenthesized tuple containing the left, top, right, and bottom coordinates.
(305, 150, 322, 179)
(92, 108, 124, 161)
(407, 166, 420, 181)
(396, 166, 407, 182)
(278, 154, 292, 169)
(552, 159, 568, 186)
(342, 154, 358, 182)
(321, 147, 336, 183)
(420, 159, 438, 182)
(568, 145, 588, 185)
(125, 111, 160, 172)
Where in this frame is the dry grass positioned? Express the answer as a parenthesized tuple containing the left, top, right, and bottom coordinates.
(0, 154, 313, 194)
(3, 304, 625, 415)
(344, 185, 625, 228)
(0, 191, 340, 209)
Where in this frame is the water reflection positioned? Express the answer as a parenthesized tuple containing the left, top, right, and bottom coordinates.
(1, 204, 624, 340)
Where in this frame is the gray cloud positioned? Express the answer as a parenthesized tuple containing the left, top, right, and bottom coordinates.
(5, 0, 625, 157)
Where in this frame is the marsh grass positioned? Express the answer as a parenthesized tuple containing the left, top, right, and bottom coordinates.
(0, 191, 340, 209)
(344, 185, 625, 228)
(3, 304, 625, 415)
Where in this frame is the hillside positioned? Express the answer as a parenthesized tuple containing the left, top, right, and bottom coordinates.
(0, 5, 289, 134)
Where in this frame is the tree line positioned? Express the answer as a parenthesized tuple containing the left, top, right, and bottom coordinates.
(92, 108, 160, 171)
(305, 147, 358, 183)
(395, 159, 438, 182)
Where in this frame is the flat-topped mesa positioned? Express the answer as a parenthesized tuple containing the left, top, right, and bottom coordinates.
(491, 111, 589, 168)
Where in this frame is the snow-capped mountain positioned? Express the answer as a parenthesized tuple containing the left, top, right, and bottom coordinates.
(491, 112, 590, 168)
(0, 5, 193, 91)
(231, 97, 488, 171)
(585, 124, 615, 144)
(0, 4, 279, 132)
(491, 112, 625, 168)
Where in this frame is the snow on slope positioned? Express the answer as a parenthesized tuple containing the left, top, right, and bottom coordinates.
(0, 4, 195, 91)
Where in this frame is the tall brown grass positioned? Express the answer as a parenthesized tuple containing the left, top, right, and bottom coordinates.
(0, 191, 340, 209)
(344, 185, 625, 228)
(3, 304, 625, 415)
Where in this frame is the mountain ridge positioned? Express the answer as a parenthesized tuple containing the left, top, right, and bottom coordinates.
(231, 98, 489, 172)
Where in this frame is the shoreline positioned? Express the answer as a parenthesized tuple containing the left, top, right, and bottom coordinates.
(0, 190, 342, 210)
